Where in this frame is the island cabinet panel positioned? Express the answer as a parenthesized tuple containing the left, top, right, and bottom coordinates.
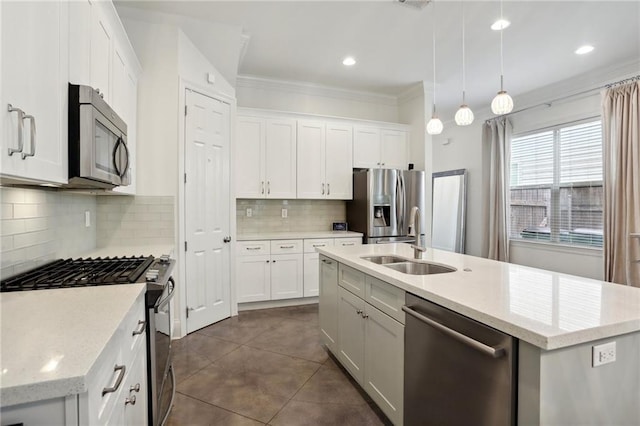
(319, 255, 339, 352)
(338, 263, 366, 299)
(337, 286, 366, 384)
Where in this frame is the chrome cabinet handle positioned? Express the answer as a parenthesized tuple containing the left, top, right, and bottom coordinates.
(321, 183, 325, 195)
(21, 114, 36, 159)
(130, 383, 141, 393)
(223, 236, 232, 243)
(267, 181, 271, 194)
(362, 313, 369, 319)
(261, 181, 265, 194)
(280, 245, 294, 249)
(312, 244, 325, 247)
(356, 309, 363, 315)
(342, 243, 355, 246)
(125, 395, 136, 406)
(7, 104, 25, 156)
(327, 183, 330, 195)
(246, 247, 261, 251)
(132, 320, 146, 336)
(102, 365, 126, 396)
(402, 305, 505, 358)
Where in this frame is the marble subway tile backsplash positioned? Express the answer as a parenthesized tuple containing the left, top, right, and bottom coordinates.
(96, 196, 175, 247)
(237, 199, 347, 234)
(1, 187, 97, 279)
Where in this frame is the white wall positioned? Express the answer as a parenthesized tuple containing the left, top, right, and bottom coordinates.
(236, 76, 399, 123)
(122, 19, 180, 197)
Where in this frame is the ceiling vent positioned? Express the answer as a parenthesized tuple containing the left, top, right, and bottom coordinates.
(395, 0, 431, 11)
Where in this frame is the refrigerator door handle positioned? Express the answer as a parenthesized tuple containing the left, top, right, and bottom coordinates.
(399, 173, 406, 232)
(395, 173, 402, 232)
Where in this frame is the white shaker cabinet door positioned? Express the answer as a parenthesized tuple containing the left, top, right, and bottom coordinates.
(296, 120, 325, 199)
(319, 256, 339, 352)
(353, 126, 381, 169)
(236, 255, 271, 303)
(236, 116, 266, 198)
(303, 252, 320, 297)
(325, 123, 353, 200)
(381, 129, 408, 170)
(90, 1, 112, 103)
(265, 118, 297, 199)
(1, 1, 68, 184)
(337, 286, 366, 385)
(270, 253, 303, 299)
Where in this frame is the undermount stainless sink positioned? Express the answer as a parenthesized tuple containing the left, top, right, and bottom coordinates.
(361, 255, 406, 265)
(384, 261, 456, 275)
(362, 255, 456, 275)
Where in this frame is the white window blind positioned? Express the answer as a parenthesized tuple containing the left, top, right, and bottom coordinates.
(510, 120, 603, 248)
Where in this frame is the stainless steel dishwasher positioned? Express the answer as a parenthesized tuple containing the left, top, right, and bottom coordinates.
(402, 293, 517, 426)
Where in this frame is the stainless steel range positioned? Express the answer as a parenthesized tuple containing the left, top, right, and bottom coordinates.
(0, 254, 176, 426)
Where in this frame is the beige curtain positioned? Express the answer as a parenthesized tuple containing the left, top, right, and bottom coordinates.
(483, 118, 511, 262)
(602, 81, 640, 286)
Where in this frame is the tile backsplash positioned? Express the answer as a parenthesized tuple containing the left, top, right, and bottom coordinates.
(96, 196, 175, 247)
(1, 187, 97, 278)
(236, 199, 346, 234)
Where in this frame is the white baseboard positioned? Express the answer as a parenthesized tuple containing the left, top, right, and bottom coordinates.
(238, 297, 319, 312)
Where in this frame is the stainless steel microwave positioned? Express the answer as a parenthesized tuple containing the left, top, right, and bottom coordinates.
(67, 83, 130, 189)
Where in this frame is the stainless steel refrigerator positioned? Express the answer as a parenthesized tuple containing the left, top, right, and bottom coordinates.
(347, 169, 426, 244)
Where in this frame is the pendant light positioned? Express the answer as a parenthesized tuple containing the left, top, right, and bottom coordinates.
(455, 1, 474, 126)
(491, 0, 514, 115)
(426, 1, 443, 135)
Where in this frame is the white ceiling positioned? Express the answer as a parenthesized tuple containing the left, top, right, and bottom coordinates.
(116, 1, 640, 118)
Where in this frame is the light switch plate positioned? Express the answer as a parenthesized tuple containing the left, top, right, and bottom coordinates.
(281, 208, 288, 218)
(85, 211, 91, 228)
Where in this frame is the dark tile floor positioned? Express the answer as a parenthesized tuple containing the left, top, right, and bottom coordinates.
(167, 304, 391, 426)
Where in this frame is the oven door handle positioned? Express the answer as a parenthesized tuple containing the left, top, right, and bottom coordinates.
(155, 277, 175, 313)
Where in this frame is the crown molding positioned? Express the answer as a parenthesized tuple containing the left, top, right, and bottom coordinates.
(236, 75, 398, 106)
(398, 82, 426, 104)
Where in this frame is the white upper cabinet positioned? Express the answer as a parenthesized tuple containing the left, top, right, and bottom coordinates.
(354, 126, 409, 170)
(69, 0, 141, 195)
(1, 1, 69, 184)
(297, 120, 352, 200)
(236, 115, 297, 199)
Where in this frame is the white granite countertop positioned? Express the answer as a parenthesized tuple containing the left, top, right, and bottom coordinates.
(238, 231, 363, 241)
(0, 284, 145, 407)
(317, 243, 640, 350)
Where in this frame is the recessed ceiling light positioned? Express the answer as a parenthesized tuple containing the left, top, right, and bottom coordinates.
(342, 57, 356, 66)
(491, 19, 510, 31)
(575, 45, 594, 55)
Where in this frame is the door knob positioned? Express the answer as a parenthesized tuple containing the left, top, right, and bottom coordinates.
(223, 236, 231, 243)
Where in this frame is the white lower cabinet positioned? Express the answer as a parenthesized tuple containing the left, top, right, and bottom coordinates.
(236, 240, 303, 303)
(324, 260, 405, 425)
(303, 237, 362, 298)
(319, 255, 339, 353)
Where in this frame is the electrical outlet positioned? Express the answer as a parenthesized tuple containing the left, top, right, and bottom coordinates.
(281, 208, 288, 218)
(85, 211, 91, 228)
(592, 341, 616, 367)
(246, 208, 252, 217)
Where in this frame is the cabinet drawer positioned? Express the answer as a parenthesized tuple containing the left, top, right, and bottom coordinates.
(270, 239, 303, 254)
(236, 241, 270, 255)
(334, 237, 362, 247)
(304, 238, 334, 253)
(338, 264, 365, 299)
(121, 296, 146, 365)
(86, 339, 125, 425)
(365, 275, 405, 324)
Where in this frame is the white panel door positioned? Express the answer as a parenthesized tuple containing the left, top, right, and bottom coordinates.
(270, 253, 303, 299)
(381, 129, 408, 170)
(303, 252, 320, 297)
(184, 89, 231, 333)
(235, 116, 265, 198)
(265, 118, 296, 198)
(353, 126, 381, 169)
(325, 124, 353, 200)
(297, 120, 325, 199)
(236, 255, 271, 303)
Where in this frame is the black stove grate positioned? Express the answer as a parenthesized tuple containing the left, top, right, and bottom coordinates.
(0, 256, 155, 292)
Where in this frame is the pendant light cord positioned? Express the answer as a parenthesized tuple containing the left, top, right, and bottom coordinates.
(432, 1, 437, 115)
(499, 0, 504, 91)
(461, 1, 466, 104)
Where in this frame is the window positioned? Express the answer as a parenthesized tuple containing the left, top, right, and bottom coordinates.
(509, 119, 603, 248)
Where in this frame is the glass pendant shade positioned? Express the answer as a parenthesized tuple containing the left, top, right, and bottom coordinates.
(426, 116, 444, 135)
(454, 105, 474, 126)
(491, 90, 514, 115)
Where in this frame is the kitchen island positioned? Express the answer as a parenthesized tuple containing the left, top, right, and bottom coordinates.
(317, 243, 640, 425)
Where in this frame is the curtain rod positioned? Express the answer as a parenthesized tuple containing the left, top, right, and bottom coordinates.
(485, 74, 640, 124)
